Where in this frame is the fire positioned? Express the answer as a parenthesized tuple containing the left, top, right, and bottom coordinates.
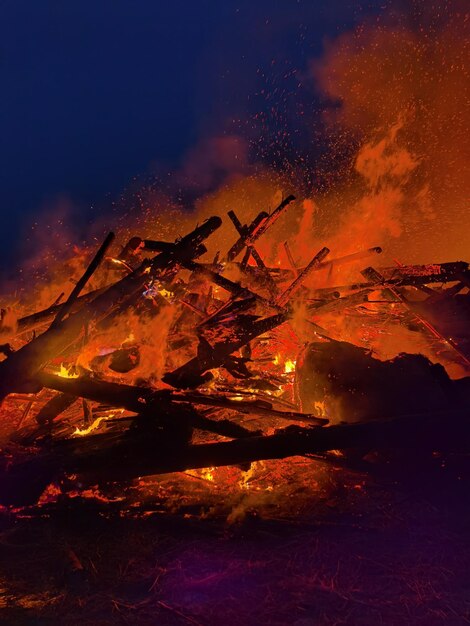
(239, 462, 257, 490)
(73, 410, 122, 436)
(57, 363, 79, 379)
(284, 359, 296, 374)
(186, 467, 217, 482)
(201, 467, 216, 482)
(73, 416, 108, 436)
(1, 178, 468, 510)
(1, 2, 468, 509)
(273, 353, 296, 373)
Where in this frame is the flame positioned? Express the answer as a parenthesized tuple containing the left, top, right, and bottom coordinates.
(123, 331, 135, 345)
(329, 450, 344, 457)
(158, 287, 173, 299)
(201, 467, 216, 482)
(73, 410, 121, 436)
(238, 462, 256, 490)
(73, 416, 107, 436)
(57, 363, 79, 379)
(238, 461, 273, 491)
(273, 353, 296, 373)
(284, 358, 296, 374)
(1, 3, 468, 511)
(185, 467, 217, 482)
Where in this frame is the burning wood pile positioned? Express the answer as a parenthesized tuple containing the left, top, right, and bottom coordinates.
(1, 194, 470, 507)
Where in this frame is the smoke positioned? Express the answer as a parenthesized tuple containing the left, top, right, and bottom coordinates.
(4, 1, 468, 307)
(307, 0, 470, 262)
(176, 135, 251, 192)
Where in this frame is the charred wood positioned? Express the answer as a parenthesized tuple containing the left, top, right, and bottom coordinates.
(2, 408, 470, 506)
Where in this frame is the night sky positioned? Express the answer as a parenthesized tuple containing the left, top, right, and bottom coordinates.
(0, 1, 383, 267)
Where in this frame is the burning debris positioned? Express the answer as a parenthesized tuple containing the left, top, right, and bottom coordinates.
(0, 193, 469, 508)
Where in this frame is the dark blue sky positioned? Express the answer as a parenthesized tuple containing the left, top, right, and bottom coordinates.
(0, 1, 382, 266)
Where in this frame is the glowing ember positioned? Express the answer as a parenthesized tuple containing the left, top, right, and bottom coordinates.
(186, 467, 217, 482)
(201, 467, 216, 482)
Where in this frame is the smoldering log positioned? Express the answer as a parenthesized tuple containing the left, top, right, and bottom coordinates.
(283, 241, 299, 276)
(296, 340, 470, 422)
(380, 261, 470, 286)
(2, 408, 470, 506)
(285, 246, 383, 279)
(186, 260, 281, 312)
(117, 236, 144, 262)
(222, 246, 382, 286)
(176, 392, 326, 425)
(324, 247, 382, 268)
(64, 409, 470, 477)
(36, 372, 326, 425)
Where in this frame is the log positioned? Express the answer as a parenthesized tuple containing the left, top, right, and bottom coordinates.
(37, 372, 326, 425)
(35, 392, 77, 425)
(277, 247, 330, 307)
(2, 408, 470, 506)
(227, 209, 279, 296)
(309, 261, 470, 297)
(225, 194, 295, 262)
(283, 241, 299, 276)
(245, 194, 296, 245)
(307, 290, 370, 314)
(15, 287, 109, 336)
(225, 210, 269, 262)
(185, 261, 283, 312)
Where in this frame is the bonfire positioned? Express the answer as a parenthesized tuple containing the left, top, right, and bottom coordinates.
(0, 193, 469, 509)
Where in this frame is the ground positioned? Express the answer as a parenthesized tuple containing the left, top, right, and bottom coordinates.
(1, 455, 470, 625)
